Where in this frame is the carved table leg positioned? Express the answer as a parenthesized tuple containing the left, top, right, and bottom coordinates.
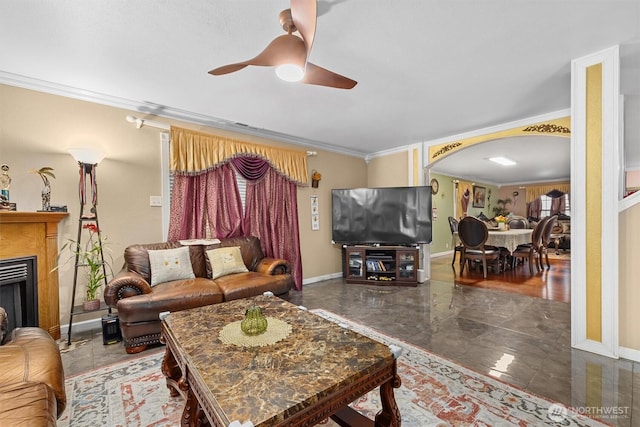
(375, 360, 402, 427)
(181, 388, 198, 426)
(180, 387, 210, 427)
(161, 346, 183, 397)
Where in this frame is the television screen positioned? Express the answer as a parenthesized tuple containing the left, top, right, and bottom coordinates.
(331, 186, 432, 245)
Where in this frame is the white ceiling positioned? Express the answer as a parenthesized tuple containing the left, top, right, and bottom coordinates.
(429, 136, 571, 186)
(1, 1, 638, 185)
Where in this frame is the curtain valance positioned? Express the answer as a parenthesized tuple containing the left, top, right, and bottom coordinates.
(170, 126, 309, 185)
(525, 183, 570, 203)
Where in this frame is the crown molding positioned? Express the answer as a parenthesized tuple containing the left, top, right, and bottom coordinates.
(365, 144, 415, 162)
(422, 109, 572, 147)
(0, 71, 368, 158)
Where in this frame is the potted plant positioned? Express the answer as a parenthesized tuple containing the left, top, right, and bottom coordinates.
(492, 198, 512, 217)
(56, 223, 112, 311)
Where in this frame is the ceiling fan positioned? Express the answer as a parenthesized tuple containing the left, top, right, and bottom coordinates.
(208, 0, 357, 89)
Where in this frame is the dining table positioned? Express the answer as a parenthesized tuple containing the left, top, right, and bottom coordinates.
(454, 228, 533, 254)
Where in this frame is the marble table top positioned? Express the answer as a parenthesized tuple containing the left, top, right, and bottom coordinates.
(162, 295, 394, 426)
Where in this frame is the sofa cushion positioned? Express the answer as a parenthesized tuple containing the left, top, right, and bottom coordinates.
(125, 242, 208, 280)
(215, 271, 294, 301)
(204, 236, 265, 274)
(0, 327, 66, 417)
(117, 278, 224, 323)
(0, 382, 57, 427)
(148, 246, 195, 286)
(206, 246, 249, 279)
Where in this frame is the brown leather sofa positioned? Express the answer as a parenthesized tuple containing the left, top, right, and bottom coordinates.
(104, 236, 294, 354)
(0, 307, 67, 427)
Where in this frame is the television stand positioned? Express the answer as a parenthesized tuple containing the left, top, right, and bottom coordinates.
(344, 245, 418, 286)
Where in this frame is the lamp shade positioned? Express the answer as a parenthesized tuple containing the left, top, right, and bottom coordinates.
(69, 148, 105, 165)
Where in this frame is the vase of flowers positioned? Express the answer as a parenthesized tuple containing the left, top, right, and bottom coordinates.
(57, 223, 111, 311)
(495, 215, 508, 230)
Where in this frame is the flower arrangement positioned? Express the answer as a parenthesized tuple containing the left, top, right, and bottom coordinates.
(57, 223, 112, 304)
(494, 215, 508, 223)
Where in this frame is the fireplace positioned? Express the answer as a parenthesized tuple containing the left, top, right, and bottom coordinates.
(0, 211, 67, 338)
(0, 256, 38, 334)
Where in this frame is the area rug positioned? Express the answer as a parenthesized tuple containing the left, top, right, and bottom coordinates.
(58, 310, 607, 427)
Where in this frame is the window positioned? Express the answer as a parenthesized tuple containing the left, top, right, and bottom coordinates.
(540, 195, 552, 218)
(540, 194, 571, 218)
(234, 170, 247, 214)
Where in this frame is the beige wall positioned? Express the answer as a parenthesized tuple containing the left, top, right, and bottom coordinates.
(299, 152, 366, 279)
(496, 185, 527, 217)
(0, 84, 366, 325)
(619, 202, 640, 350)
(497, 181, 570, 218)
(367, 151, 408, 187)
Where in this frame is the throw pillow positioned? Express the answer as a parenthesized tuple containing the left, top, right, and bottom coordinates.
(148, 246, 195, 286)
(206, 246, 249, 280)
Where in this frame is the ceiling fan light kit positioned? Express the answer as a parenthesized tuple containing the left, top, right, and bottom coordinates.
(208, 0, 357, 89)
(276, 64, 305, 82)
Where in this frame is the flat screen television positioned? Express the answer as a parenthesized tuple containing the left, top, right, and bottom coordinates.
(331, 186, 432, 245)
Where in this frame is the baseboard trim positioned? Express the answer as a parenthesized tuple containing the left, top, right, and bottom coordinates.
(60, 317, 103, 337)
(431, 250, 453, 258)
(302, 272, 343, 285)
(619, 345, 640, 362)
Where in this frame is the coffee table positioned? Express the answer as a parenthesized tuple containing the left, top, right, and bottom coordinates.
(161, 295, 401, 427)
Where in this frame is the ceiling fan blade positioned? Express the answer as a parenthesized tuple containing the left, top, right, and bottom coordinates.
(290, 0, 316, 56)
(302, 62, 357, 89)
(209, 34, 306, 76)
(208, 63, 249, 76)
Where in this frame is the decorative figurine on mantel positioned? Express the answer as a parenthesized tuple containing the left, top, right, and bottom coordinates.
(0, 164, 12, 210)
(29, 167, 56, 211)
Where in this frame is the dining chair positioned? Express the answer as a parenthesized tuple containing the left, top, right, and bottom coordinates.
(511, 216, 548, 274)
(447, 216, 463, 266)
(507, 215, 529, 229)
(457, 216, 503, 278)
(539, 215, 559, 269)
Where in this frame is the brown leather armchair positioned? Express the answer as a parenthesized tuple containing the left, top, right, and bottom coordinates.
(104, 236, 294, 354)
(0, 307, 66, 427)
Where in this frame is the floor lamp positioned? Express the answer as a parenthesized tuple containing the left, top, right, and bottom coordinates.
(69, 148, 104, 219)
(66, 147, 110, 344)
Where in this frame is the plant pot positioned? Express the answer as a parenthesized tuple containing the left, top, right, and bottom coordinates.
(498, 222, 506, 231)
(83, 299, 100, 311)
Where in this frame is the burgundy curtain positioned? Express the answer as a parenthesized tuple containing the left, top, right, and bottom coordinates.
(230, 156, 270, 180)
(526, 198, 542, 219)
(234, 158, 303, 290)
(167, 173, 208, 240)
(167, 164, 243, 240)
(206, 164, 244, 238)
(169, 156, 303, 290)
(550, 194, 566, 216)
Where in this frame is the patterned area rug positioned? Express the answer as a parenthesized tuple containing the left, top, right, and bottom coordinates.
(58, 310, 606, 427)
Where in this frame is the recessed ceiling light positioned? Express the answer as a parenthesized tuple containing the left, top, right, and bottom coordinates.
(489, 157, 516, 166)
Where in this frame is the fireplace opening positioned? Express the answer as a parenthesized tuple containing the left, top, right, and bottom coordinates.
(0, 256, 38, 334)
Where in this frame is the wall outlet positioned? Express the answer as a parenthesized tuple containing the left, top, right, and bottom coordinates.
(445, 243, 449, 249)
(149, 196, 162, 207)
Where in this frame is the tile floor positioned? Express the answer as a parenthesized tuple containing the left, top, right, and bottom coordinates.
(61, 278, 639, 426)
